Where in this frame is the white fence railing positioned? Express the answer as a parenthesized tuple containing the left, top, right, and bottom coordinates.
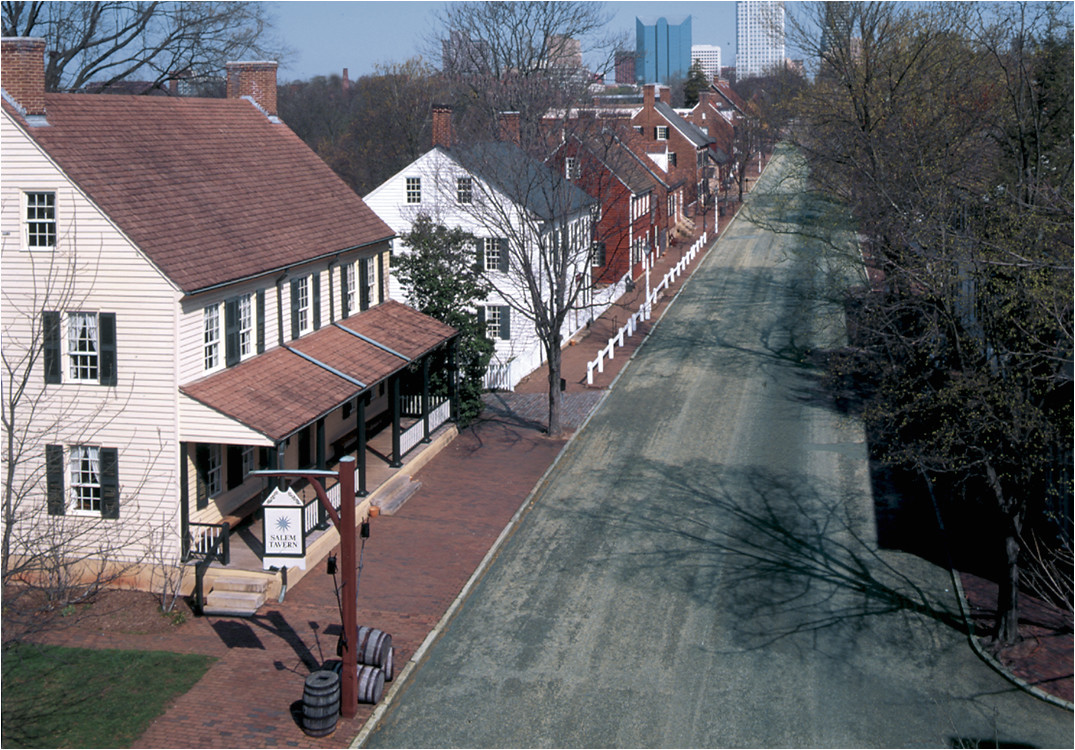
(587, 232, 707, 385)
(399, 398, 450, 458)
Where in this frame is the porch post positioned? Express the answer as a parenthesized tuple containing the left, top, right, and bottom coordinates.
(179, 442, 190, 560)
(421, 356, 431, 443)
(448, 338, 459, 423)
(390, 374, 402, 468)
(356, 394, 368, 496)
(273, 441, 286, 489)
(316, 417, 327, 526)
(338, 457, 358, 717)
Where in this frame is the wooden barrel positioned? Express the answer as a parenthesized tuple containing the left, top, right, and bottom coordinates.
(357, 664, 385, 704)
(356, 626, 392, 670)
(384, 646, 395, 682)
(302, 670, 340, 737)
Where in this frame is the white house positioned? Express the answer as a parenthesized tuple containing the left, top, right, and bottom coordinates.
(365, 108, 602, 391)
(1, 38, 458, 609)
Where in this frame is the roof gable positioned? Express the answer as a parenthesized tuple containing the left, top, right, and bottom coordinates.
(9, 94, 394, 293)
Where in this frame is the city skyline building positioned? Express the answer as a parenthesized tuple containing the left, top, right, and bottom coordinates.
(635, 15, 692, 85)
(735, 0, 785, 79)
(691, 44, 722, 79)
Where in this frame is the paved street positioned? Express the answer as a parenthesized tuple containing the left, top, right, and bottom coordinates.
(364, 151, 1073, 748)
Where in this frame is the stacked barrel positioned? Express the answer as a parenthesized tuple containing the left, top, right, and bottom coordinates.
(301, 625, 395, 736)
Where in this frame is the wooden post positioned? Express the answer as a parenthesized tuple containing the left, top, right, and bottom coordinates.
(337, 457, 357, 716)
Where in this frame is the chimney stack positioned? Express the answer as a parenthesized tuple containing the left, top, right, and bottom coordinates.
(226, 61, 278, 117)
(643, 83, 656, 110)
(498, 111, 521, 145)
(432, 105, 453, 149)
(1, 37, 47, 119)
(342, 68, 350, 92)
(658, 85, 671, 105)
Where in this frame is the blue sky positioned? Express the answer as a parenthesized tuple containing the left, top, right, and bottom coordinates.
(264, 1, 740, 82)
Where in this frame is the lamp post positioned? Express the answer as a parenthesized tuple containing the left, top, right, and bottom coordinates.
(252, 457, 359, 717)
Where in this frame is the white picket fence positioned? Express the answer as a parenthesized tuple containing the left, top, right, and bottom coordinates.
(400, 398, 450, 457)
(586, 232, 708, 385)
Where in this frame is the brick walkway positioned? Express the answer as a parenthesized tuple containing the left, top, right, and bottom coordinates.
(23, 152, 1069, 748)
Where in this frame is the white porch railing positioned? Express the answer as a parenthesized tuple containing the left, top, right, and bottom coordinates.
(400, 398, 450, 458)
(587, 231, 708, 385)
(484, 363, 513, 391)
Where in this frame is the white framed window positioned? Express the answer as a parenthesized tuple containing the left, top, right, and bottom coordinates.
(456, 176, 473, 204)
(207, 444, 222, 497)
(656, 125, 669, 140)
(365, 256, 377, 305)
(483, 238, 502, 272)
(67, 312, 99, 382)
(70, 445, 102, 513)
(23, 191, 56, 249)
(295, 276, 311, 334)
(344, 262, 356, 315)
(241, 445, 256, 479)
(631, 236, 646, 265)
(203, 305, 221, 371)
(406, 177, 422, 204)
(237, 294, 254, 358)
(485, 306, 502, 338)
(565, 157, 580, 180)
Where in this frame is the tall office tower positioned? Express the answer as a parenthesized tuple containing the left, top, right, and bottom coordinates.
(735, 1, 785, 79)
(691, 44, 722, 79)
(635, 15, 692, 84)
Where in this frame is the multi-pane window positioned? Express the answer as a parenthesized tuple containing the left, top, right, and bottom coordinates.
(237, 295, 254, 358)
(207, 445, 222, 497)
(565, 157, 580, 180)
(483, 238, 502, 272)
(204, 305, 221, 370)
(241, 445, 256, 479)
(365, 257, 377, 306)
(656, 125, 669, 140)
(67, 312, 99, 382)
(631, 236, 646, 265)
(25, 192, 56, 249)
(485, 305, 502, 338)
(70, 445, 102, 513)
(669, 152, 677, 167)
(344, 262, 356, 315)
(295, 276, 311, 333)
(406, 177, 422, 204)
(456, 176, 473, 204)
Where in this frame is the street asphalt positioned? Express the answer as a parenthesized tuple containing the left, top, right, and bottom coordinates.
(364, 150, 1073, 748)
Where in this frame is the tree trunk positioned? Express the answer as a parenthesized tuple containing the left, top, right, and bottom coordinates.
(986, 463, 1022, 645)
(546, 341, 563, 438)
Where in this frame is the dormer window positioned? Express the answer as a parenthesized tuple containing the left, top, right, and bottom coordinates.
(406, 177, 422, 204)
(24, 191, 56, 249)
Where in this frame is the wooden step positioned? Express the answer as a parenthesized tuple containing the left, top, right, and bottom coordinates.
(372, 474, 422, 516)
(201, 575, 270, 616)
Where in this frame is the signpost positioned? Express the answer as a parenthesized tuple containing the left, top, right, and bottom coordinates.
(262, 486, 306, 570)
(251, 457, 360, 717)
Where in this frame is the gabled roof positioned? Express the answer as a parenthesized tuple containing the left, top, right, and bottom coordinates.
(711, 80, 747, 115)
(180, 301, 456, 441)
(557, 133, 656, 196)
(653, 101, 714, 149)
(453, 141, 596, 221)
(4, 94, 394, 293)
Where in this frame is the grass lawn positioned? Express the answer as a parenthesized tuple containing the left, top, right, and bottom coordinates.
(1, 642, 216, 748)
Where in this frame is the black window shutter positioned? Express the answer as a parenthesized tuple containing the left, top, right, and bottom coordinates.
(99, 447, 119, 519)
(499, 306, 511, 340)
(256, 290, 266, 354)
(377, 254, 385, 304)
(312, 274, 321, 330)
(43, 311, 61, 384)
(46, 444, 65, 515)
(340, 264, 350, 319)
(98, 312, 117, 386)
(224, 298, 240, 366)
(226, 445, 242, 490)
(195, 444, 209, 509)
(477, 306, 485, 329)
(258, 446, 269, 468)
(359, 260, 369, 311)
(498, 239, 509, 272)
(654, 126, 658, 139)
(290, 279, 300, 340)
(475, 240, 485, 271)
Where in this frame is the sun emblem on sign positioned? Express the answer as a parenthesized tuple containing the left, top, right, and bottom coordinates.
(275, 516, 291, 532)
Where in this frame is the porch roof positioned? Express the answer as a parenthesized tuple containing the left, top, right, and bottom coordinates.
(180, 301, 456, 443)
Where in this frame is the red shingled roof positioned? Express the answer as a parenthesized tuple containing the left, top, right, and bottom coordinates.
(181, 301, 457, 441)
(8, 94, 393, 292)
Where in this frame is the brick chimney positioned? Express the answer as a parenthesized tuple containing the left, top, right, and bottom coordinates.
(643, 84, 656, 110)
(226, 61, 278, 117)
(658, 85, 671, 105)
(432, 105, 453, 149)
(342, 68, 350, 92)
(1, 37, 47, 119)
(498, 111, 520, 145)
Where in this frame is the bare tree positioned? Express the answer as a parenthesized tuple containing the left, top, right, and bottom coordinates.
(1, 1, 283, 92)
(781, 1, 1073, 645)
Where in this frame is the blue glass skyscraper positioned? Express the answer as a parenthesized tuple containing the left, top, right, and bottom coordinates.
(635, 15, 692, 84)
